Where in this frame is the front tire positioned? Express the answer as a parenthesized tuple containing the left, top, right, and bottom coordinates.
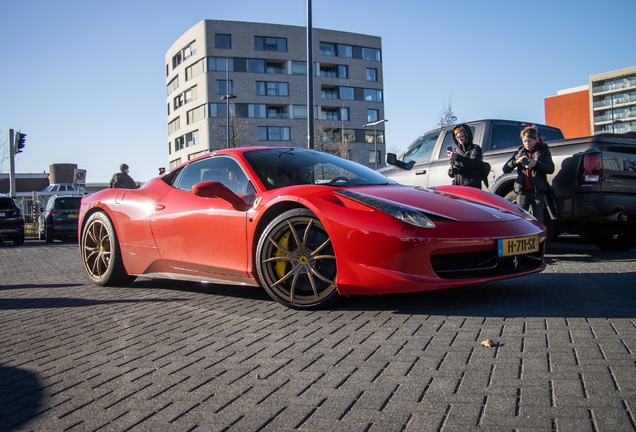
(256, 208, 340, 309)
(81, 212, 135, 286)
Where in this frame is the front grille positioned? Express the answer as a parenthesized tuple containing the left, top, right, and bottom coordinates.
(431, 248, 543, 279)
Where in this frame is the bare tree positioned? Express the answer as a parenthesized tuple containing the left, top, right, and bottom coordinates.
(437, 96, 457, 129)
(209, 107, 255, 150)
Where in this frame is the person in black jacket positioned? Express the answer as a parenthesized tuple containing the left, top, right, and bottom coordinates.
(447, 124, 483, 189)
(109, 164, 138, 189)
(502, 126, 555, 223)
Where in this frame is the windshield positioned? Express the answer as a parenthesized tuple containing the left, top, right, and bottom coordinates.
(244, 148, 398, 190)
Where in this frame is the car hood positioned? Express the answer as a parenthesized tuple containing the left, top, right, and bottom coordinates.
(343, 185, 522, 223)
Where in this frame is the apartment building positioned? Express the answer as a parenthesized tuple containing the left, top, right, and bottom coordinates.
(545, 65, 636, 138)
(165, 20, 385, 169)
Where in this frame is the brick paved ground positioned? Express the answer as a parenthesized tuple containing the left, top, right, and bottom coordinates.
(1, 238, 635, 431)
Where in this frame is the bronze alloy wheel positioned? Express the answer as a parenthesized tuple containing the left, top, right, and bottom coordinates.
(257, 208, 339, 309)
(81, 212, 134, 286)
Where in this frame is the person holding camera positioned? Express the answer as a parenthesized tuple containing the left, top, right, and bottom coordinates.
(446, 124, 483, 189)
(502, 126, 555, 223)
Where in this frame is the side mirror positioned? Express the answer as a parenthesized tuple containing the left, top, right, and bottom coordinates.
(385, 153, 414, 171)
(192, 181, 251, 211)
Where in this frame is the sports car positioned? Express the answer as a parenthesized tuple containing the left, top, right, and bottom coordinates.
(79, 147, 546, 309)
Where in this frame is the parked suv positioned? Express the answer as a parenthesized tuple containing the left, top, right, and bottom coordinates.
(38, 195, 82, 243)
(0, 195, 25, 245)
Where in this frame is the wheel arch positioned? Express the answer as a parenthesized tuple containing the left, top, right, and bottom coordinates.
(252, 201, 308, 265)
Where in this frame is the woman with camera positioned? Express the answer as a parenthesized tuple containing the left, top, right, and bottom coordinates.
(502, 126, 555, 223)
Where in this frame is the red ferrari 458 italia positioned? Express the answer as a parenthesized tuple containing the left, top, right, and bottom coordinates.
(79, 147, 546, 309)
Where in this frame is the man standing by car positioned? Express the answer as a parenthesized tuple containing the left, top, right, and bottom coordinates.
(502, 126, 555, 223)
(447, 124, 483, 189)
(110, 164, 138, 189)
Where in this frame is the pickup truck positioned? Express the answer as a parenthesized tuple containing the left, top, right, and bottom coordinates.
(380, 119, 636, 251)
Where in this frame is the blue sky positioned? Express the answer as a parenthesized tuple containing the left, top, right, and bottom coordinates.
(1, 0, 634, 183)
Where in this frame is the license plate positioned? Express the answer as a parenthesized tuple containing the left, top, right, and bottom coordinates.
(498, 235, 539, 257)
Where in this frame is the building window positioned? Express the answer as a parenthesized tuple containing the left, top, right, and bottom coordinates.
(362, 47, 381, 61)
(167, 76, 179, 96)
(339, 87, 354, 100)
(292, 61, 307, 75)
(247, 59, 265, 73)
(366, 68, 377, 82)
(249, 104, 267, 118)
(320, 65, 347, 79)
(186, 104, 206, 124)
(320, 43, 336, 56)
(183, 42, 196, 60)
(208, 57, 234, 71)
(256, 81, 289, 96)
(175, 136, 184, 151)
(209, 103, 233, 118)
(216, 80, 233, 95)
(185, 58, 205, 81)
(174, 94, 184, 110)
(337, 44, 353, 58)
(258, 126, 291, 141)
(368, 109, 379, 122)
(184, 86, 197, 103)
(266, 62, 285, 74)
(293, 105, 308, 119)
(321, 108, 339, 121)
(342, 129, 356, 143)
(369, 150, 381, 164)
(268, 106, 288, 119)
(254, 36, 287, 52)
(170, 158, 182, 168)
(215, 34, 231, 49)
(340, 107, 350, 121)
(185, 130, 199, 147)
(168, 117, 180, 135)
(364, 89, 383, 102)
(172, 52, 182, 69)
(365, 130, 384, 144)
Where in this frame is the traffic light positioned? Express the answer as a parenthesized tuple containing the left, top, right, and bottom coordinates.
(15, 132, 26, 154)
(158, 167, 166, 175)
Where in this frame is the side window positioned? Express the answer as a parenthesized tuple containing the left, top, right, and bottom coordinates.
(437, 125, 481, 159)
(402, 132, 440, 165)
(491, 125, 523, 150)
(439, 131, 457, 159)
(174, 157, 252, 194)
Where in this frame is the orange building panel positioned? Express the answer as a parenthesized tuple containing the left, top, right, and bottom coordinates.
(544, 90, 590, 138)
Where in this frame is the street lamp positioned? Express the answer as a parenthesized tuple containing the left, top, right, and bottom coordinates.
(221, 58, 236, 148)
(363, 118, 388, 169)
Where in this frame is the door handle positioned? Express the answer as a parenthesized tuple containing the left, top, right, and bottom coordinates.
(154, 204, 165, 211)
(415, 169, 427, 175)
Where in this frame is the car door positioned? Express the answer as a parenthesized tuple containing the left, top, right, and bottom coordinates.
(390, 131, 440, 187)
(150, 156, 249, 278)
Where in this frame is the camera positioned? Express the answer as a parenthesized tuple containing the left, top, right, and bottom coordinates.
(521, 157, 530, 165)
(447, 146, 453, 152)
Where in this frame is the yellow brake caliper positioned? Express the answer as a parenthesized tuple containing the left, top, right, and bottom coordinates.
(275, 231, 291, 278)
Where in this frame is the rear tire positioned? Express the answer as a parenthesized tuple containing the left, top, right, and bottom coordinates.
(589, 225, 636, 252)
(13, 234, 25, 246)
(81, 212, 135, 285)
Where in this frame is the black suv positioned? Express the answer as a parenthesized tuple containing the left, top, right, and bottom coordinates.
(38, 195, 82, 243)
(0, 195, 25, 245)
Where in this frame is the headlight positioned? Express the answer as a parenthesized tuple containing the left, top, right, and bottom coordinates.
(335, 190, 436, 228)
(516, 204, 537, 221)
